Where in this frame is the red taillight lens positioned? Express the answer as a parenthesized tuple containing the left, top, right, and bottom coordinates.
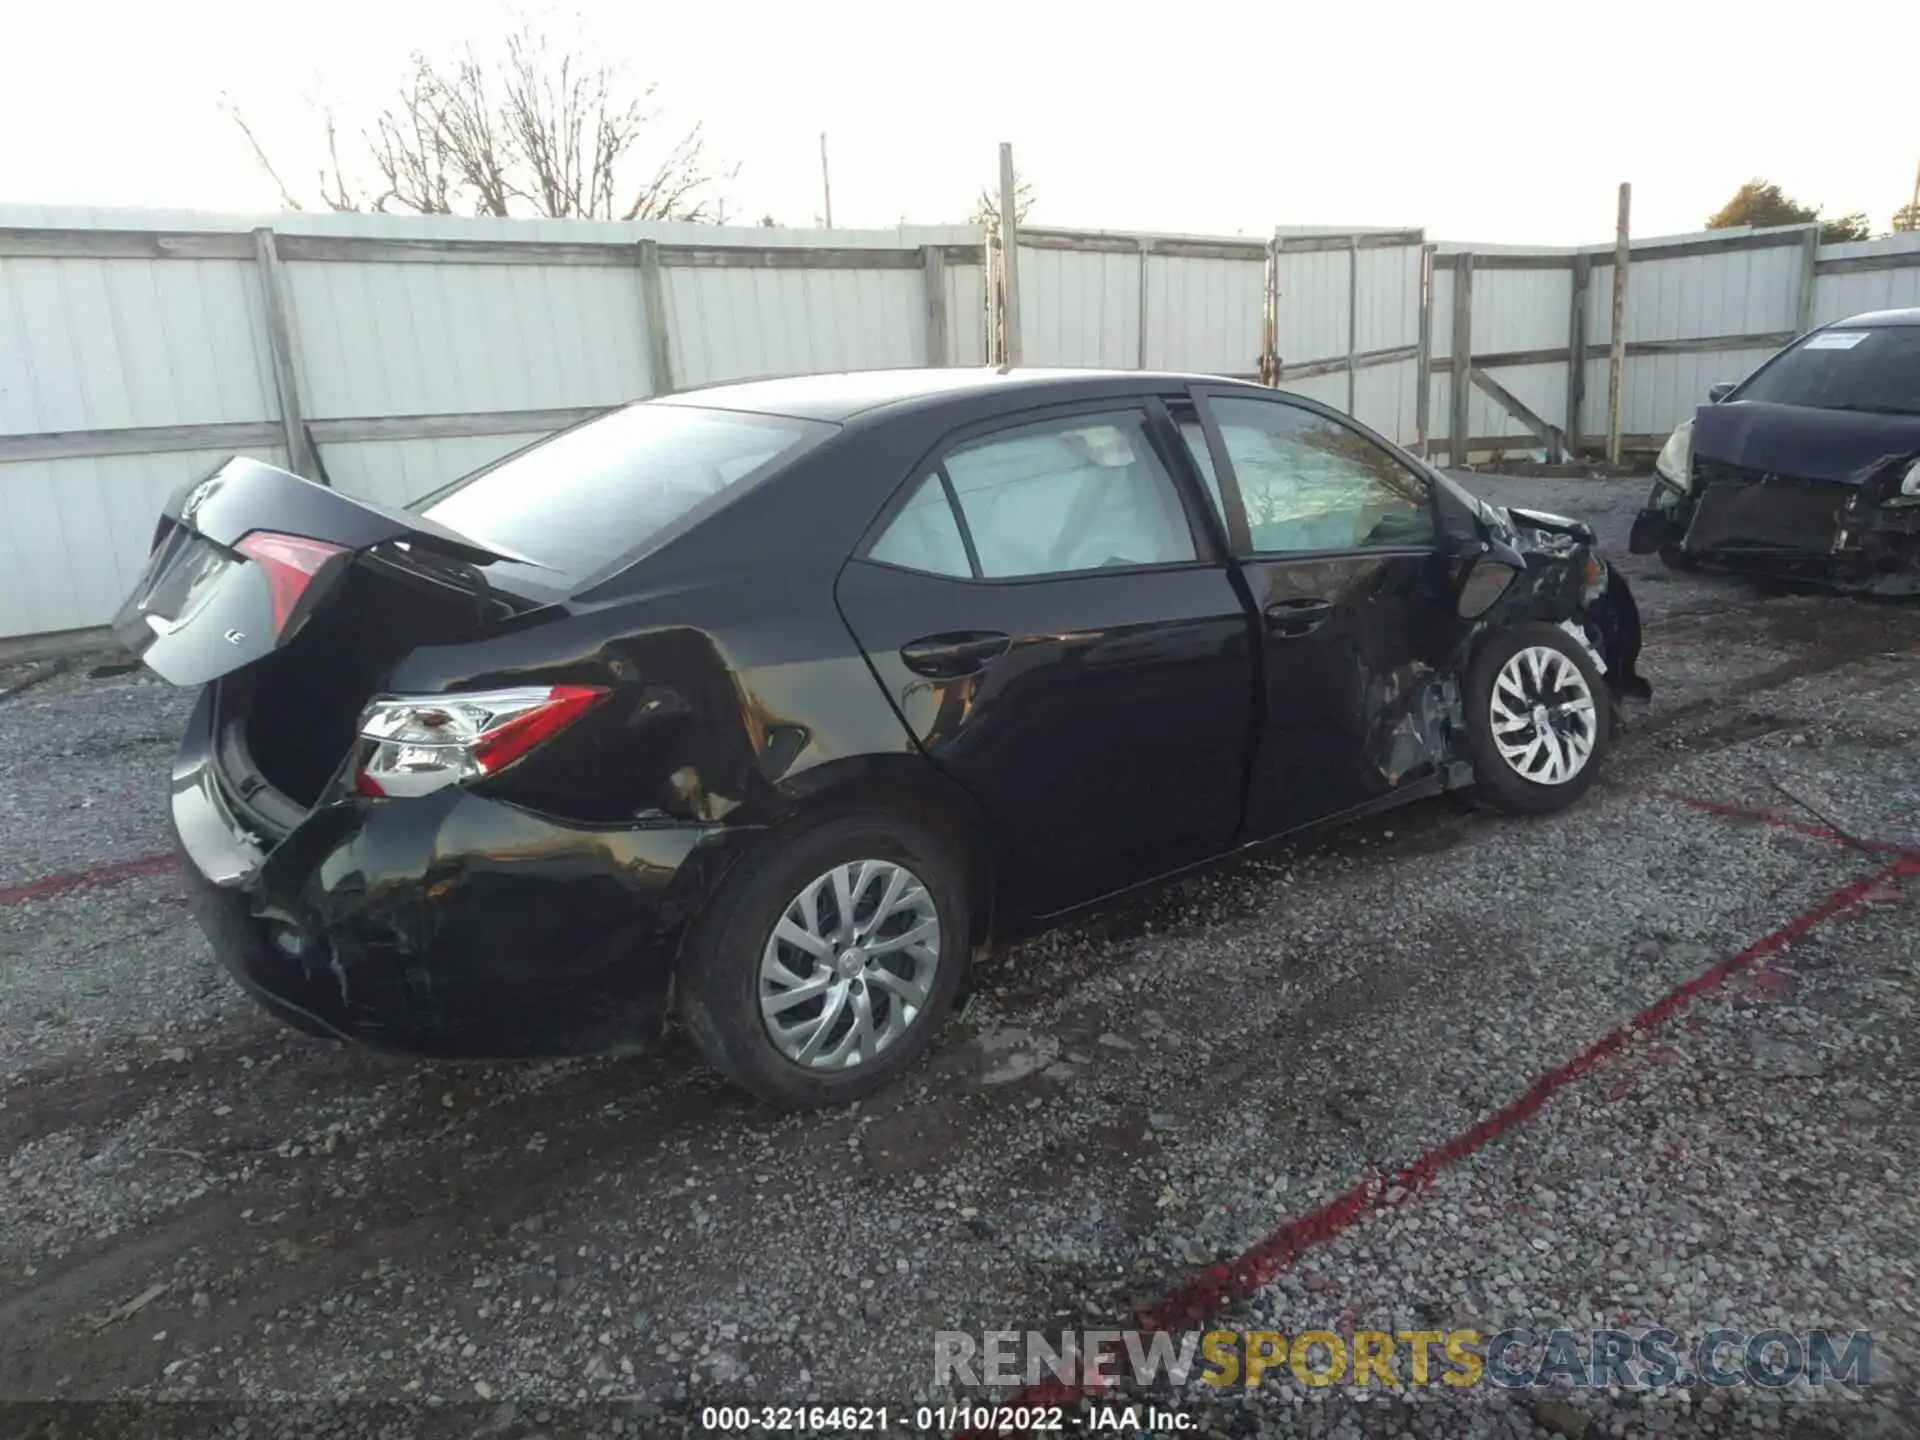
(354, 685, 610, 798)
(469, 685, 608, 775)
(235, 531, 347, 637)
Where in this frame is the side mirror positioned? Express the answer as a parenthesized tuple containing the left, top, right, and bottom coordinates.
(1453, 541, 1527, 619)
(1708, 382, 1736, 404)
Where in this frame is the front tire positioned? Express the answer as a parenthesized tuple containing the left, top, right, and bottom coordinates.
(1463, 623, 1611, 816)
(678, 813, 970, 1108)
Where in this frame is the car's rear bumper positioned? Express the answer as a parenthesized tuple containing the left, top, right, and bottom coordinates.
(171, 688, 746, 1057)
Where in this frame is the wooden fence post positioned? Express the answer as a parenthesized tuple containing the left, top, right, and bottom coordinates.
(998, 143, 1023, 366)
(1345, 235, 1360, 416)
(1415, 243, 1435, 457)
(1564, 253, 1591, 460)
(1449, 251, 1474, 467)
(1260, 234, 1282, 386)
(1605, 183, 1631, 467)
(921, 246, 948, 366)
(638, 240, 675, 395)
(1796, 226, 1820, 335)
(250, 228, 317, 482)
(1136, 238, 1151, 370)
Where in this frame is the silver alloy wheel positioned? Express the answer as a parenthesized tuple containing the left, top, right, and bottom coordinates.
(757, 859, 942, 1070)
(1488, 644, 1598, 786)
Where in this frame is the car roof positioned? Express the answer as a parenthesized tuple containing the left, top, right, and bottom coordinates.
(1832, 307, 1920, 329)
(652, 367, 1261, 423)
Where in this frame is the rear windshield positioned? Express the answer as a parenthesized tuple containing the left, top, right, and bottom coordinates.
(1734, 326, 1920, 415)
(412, 403, 835, 587)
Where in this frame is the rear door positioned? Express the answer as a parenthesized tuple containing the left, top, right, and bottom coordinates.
(835, 399, 1256, 915)
(1182, 388, 1457, 838)
(114, 457, 514, 687)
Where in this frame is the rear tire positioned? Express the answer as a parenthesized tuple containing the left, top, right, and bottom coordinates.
(1463, 623, 1611, 816)
(678, 813, 970, 1108)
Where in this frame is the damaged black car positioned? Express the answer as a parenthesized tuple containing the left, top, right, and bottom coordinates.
(115, 370, 1646, 1108)
(1630, 307, 1920, 593)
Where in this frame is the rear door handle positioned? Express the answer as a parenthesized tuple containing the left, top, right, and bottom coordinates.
(899, 630, 1012, 679)
(1263, 598, 1333, 638)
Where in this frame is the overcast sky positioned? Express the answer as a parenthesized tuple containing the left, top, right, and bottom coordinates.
(3, 0, 1914, 245)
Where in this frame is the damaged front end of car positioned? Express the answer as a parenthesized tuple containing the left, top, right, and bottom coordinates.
(1461, 502, 1652, 717)
(1630, 407, 1920, 594)
(1829, 454, 1920, 595)
(1632, 453, 1920, 594)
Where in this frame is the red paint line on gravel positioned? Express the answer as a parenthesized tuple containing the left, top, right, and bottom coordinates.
(975, 852, 1919, 1421)
(0, 853, 176, 907)
(1654, 789, 1915, 856)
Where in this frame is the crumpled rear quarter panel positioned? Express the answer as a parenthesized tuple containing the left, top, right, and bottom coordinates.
(239, 788, 740, 1057)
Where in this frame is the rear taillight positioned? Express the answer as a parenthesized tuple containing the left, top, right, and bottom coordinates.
(353, 686, 608, 798)
(235, 531, 348, 637)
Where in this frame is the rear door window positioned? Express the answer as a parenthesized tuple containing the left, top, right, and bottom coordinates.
(414, 403, 834, 588)
(937, 410, 1198, 578)
(866, 474, 973, 578)
(1736, 326, 1920, 414)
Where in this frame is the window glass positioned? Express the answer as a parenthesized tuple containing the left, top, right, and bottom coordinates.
(416, 402, 832, 587)
(868, 473, 973, 577)
(1733, 326, 1920, 414)
(1207, 398, 1432, 554)
(941, 412, 1197, 578)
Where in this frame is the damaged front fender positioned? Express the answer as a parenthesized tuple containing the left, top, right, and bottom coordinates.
(1481, 505, 1650, 705)
(1584, 559, 1650, 702)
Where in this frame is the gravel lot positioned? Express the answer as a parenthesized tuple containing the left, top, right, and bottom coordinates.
(1, 473, 1916, 1438)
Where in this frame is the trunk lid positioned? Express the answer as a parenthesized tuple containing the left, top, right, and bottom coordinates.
(113, 457, 543, 686)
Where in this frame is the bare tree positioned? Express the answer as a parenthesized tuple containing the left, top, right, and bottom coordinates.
(223, 94, 378, 213)
(221, 98, 309, 212)
(225, 22, 733, 221)
(972, 172, 1035, 231)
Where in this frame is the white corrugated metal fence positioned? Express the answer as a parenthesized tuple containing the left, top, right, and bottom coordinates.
(4, 204, 1920, 641)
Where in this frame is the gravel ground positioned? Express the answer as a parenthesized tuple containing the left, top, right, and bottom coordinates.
(1, 474, 1916, 1439)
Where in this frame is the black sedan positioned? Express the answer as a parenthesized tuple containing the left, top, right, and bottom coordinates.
(116, 369, 1647, 1107)
(1630, 307, 1920, 593)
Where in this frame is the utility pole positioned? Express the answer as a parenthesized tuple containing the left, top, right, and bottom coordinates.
(1605, 182, 1631, 468)
(819, 133, 833, 229)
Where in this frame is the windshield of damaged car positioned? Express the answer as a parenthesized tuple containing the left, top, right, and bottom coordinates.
(1735, 326, 1920, 415)
(410, 403, 835, 587)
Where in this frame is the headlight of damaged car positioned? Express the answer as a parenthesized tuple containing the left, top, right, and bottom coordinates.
(1896, 457, 1920, 504)
(1654, 419, 1693, 492)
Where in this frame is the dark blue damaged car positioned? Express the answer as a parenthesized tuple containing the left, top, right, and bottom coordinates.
(1630, 308, 1920, 594)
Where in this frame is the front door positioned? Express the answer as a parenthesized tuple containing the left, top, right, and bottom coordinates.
(1181, 390, 1456, 839)
(836, 400, 1255, 915)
